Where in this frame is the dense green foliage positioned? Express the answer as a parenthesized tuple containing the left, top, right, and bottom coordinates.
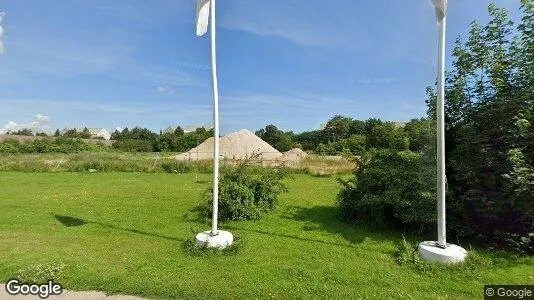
(427, 1, 534, 251)
(338, 149, 436, 233)
(3, 117, 431, 156)
(256, 117, 431, 156)
(9, 128, 34, 136)
(204, 160, 289, 220)
(255, 125, 294, 152)
(0, 137, 108, 154)
(110, 126, 213, 153)
(63, 128, 92, 139)
(339, 1, 534, 254)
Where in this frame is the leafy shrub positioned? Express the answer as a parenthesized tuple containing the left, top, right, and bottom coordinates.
(337, 149, 436, 232)
(340, 134, 366, 155)
(453, 148, 534, 249)
(205, 160, 289, 221)
(0, 139, 21, 154)
(316, 143, 338, 156)
(394, 237, 427, 269)
(112, 139, 153, 152)
(507, 231, 534, 255)
(68, 155, 155, 173)
(0, 137, 108, 154)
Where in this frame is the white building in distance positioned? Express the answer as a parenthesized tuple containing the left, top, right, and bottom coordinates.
(88, 128, 111, 140)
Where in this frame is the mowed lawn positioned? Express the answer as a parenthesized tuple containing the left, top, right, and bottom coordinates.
(0, 172, 532, 299)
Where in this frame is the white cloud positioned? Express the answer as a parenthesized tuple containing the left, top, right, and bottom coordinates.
(0, 114, 52, 134)
(1, 121, 36, 134)
(35, 114, 51, 124)
(156, 85, 175, 94)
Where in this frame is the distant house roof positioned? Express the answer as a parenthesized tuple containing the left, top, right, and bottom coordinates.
(88, 128, 105, 135)
(393, 122, 407, 128)
(87, 128, 111, 140)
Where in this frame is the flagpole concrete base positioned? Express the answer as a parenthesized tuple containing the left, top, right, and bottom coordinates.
(418, 241, 467, 264)
(195, 230, 233, 249)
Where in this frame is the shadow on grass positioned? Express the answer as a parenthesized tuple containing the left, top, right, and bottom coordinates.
(54, 215, 87, 227)
(281, 205, 400, 245)
(52, 214, 184, 242)
(181, 203, 210, 224)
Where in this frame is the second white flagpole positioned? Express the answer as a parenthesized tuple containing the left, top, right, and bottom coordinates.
(210, 0, 220, 236)
(436, 11, 447, 248)
(419, 0, 465, 263)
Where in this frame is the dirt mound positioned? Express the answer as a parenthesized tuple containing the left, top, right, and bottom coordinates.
(277, 148, 308, 163)
(173, 129, 282, 161)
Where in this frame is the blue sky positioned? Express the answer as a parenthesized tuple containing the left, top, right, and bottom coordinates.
(0, 0, 522, 134)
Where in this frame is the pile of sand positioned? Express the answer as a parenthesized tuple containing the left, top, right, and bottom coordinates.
(173, 129, 283, 161)
(277, 148, 308, 163)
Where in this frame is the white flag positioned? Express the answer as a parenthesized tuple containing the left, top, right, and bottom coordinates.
(0, 12, 5, 54)
(431, 0, 447, 23)
(196, 0, 210, 37)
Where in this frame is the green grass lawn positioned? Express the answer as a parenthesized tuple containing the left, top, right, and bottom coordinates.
(0, 172, 532, 299)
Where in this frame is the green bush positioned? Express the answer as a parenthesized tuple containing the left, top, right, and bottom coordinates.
(112, 139, 153, 152)
(507, 230, 534, 255)
(341, 134, 366, 155)
(316, 143, 338, 156)
(0, 139, 21, 154)
(0, 137, 108, 154)
(337, 149, 436, 232)
(205, 161, 289, 221)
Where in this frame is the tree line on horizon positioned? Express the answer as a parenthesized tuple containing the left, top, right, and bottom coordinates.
(106, 117, 433, 155)
(3, 117, 432, 156)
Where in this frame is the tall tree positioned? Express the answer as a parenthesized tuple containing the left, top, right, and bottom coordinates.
(256, 125, 294, 152)
(323, 115, 353, 142)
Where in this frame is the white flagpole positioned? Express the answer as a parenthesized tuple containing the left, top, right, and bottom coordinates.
(209, 0, 220, 236)
(419, 0, 465, 263)
(436, 8, 447, 248)
(194, 0, 232, 248)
